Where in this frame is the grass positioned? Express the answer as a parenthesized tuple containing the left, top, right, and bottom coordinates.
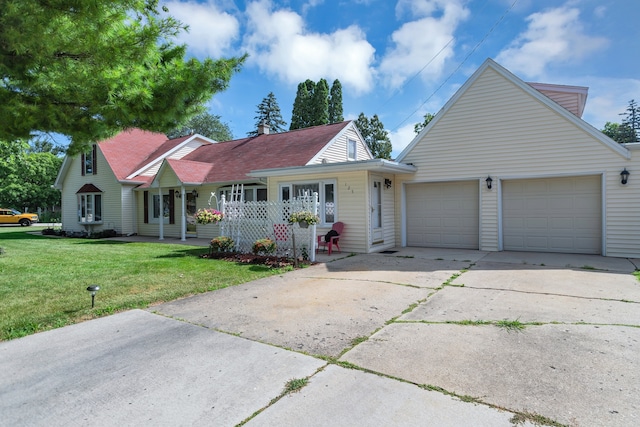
(0, 227, 290, 341)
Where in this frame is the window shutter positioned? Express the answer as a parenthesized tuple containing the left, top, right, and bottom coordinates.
(81, 153, 86, 176)
(143, 191, 149, 223)
(92, 145, 97, 175)
(169, 190, 175, 224)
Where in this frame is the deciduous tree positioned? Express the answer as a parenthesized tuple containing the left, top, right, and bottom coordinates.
(167, 112, 233, 141)
(414, 112, 435, 134)
(355, 113, 392, 160)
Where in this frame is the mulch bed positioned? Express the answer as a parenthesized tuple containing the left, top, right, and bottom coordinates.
(200, 251, 313, 268)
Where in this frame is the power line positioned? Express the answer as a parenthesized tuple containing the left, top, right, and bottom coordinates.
(390, 0, 520, 132)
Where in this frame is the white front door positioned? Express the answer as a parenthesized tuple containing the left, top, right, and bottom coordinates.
(371, 176, 383, 244)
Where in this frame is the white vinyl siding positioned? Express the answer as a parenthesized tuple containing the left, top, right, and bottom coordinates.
(397, 65, 640, 257)
(269, 170, 370, 253)
(59, 147, 124, 234)
(405, 181, 479, 249)
(311, 126, 371, 164)
(503, 176, 601, 254)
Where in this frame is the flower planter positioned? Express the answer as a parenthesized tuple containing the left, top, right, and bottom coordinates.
(299, 220, 309, 228)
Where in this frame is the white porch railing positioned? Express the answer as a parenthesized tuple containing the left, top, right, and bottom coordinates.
(218, 192, 318, 262)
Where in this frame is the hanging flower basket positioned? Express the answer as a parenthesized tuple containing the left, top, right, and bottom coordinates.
(195, 208, 223, 225)
(288, 210, 320, 226)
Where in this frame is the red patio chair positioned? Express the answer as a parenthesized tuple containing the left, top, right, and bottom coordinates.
(317, 222, 344, 255)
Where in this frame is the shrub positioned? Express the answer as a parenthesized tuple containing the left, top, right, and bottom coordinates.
(252, 238, 276, 255)
(210, 236, 235, 252)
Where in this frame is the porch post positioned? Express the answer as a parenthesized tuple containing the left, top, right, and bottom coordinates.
(158, 187, 164, 240)
(310, 192, 318, 262)
(180, 187, 186, 241)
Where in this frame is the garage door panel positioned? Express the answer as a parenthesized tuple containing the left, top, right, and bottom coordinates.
(406, 181, 479, 249)
(503, 176, 601, 254)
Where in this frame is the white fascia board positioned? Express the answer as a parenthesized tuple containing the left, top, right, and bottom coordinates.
(125, 134, 213, 180)
(249, 159, 417, 177)
(54, 156, 71, 189)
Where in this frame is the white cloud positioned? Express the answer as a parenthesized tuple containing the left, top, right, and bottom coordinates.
(389, 123, 418, 159)
(379, 0, 470, 89)
(496, 6, 608, 78)
(581, 77, 640, 129)
(163, 1, 240, 57)
(242, 0, 376, 94)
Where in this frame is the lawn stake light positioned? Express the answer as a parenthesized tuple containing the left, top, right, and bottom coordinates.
(86, 285, 100, 308)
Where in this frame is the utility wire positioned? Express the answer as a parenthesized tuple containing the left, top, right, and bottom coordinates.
(390, 0, 520, 132)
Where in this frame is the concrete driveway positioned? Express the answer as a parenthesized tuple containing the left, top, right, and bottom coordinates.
(1, 249, 639, 426)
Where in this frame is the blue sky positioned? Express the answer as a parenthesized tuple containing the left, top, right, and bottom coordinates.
(161, 0, 640, 158)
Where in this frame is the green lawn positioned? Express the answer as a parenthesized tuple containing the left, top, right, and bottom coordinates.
(0, 227, 290, 341)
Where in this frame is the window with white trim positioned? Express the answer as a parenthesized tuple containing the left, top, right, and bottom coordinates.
(279, 180, 336, 225)
(218, 185, 267, 202)
(347, 139, 357, 160)
(77, 194, 102, 223)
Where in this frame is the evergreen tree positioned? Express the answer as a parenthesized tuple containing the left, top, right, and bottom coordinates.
(290, 80, 314, 130)
(355, 113, 392, 160)
(0, 0, 245, 155)
(290, 78, 344, 129)
(248, 92, 287, 136)
(621, 99, 640, 142)
(328, 79, 344, 123)
(310, 79, 329, 127)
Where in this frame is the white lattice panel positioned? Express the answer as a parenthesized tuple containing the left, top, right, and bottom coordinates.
(219, 195, 318, 259)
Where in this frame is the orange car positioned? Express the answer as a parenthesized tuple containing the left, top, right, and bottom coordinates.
(0, 208, 39, 226)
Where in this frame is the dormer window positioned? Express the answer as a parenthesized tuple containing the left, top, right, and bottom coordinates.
(347, 139, 357, 161)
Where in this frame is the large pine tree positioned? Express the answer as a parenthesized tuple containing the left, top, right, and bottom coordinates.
(248, 92, 287, 136)
(0, 0, 245, 155)
(310, 78, 329, 127)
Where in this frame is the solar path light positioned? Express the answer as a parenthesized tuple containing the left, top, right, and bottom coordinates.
(86, 285, 100, 308)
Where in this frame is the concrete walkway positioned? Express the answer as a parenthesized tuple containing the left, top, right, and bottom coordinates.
(1, 248, 639, 426)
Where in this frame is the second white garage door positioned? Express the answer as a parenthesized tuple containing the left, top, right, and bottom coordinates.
(502, 176, 601, 254)
(406, 181, 479, 249)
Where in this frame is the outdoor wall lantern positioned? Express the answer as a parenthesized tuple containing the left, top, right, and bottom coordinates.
(621, 168, 630, 185)
(175, 190, 181, 199)
(384, 178, 392, 189)
(192, 189, 199, 198)
(485, 176, 493, 190)
(86, 285, 100, 308)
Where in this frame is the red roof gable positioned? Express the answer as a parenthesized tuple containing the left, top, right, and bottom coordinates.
(182, 121, 351, 182)
(99, 129, 169, 180)
(165, 159, 213, 184)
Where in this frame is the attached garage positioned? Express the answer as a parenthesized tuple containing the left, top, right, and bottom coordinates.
(502, 176, 602, 254)
(406, 181, 479, 249)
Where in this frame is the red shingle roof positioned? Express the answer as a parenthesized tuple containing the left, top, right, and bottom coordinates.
(99, 129, 169, 180)
(181, 121, 351, 183)
(98, 121, 351, 186)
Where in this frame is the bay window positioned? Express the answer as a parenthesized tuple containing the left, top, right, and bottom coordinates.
(78, 193, 102, 223)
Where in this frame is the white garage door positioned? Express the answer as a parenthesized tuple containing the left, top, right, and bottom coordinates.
(406, 181, 479, 249)
(502, 176, 601, 254)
